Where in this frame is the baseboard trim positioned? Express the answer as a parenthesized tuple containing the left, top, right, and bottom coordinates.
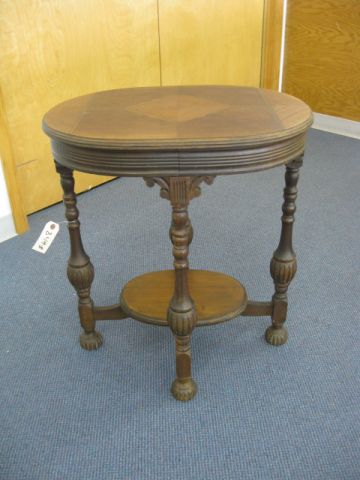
(312, 113, 360, 140)
(0, 214, 17, 243)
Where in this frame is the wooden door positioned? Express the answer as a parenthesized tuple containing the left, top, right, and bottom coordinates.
(158, 0, 264, 87)
(0, 0, 161, 221)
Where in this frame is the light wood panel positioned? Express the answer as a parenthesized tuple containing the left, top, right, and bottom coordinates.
(158, 0, 264, 87)
(283, 0, 360, 121)
(261, 0, 284, 90)
(0, 0, 160, 218)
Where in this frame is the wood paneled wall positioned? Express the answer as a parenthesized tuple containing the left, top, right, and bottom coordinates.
(0, 0, 265, 230)
(283, 0, 360, 121)
(158, 0, 264, 87)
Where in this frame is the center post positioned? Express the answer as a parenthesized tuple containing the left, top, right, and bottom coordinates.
(167, 176, 198, 401)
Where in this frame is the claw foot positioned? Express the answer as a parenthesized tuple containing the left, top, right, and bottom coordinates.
(265, 326, 288, 346)
(79, 331, 103, 350)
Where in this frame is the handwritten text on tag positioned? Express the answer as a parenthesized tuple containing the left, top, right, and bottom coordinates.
(32, 221, 60, 254)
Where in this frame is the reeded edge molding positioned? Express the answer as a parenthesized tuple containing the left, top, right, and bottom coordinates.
(50, 134, 307, 177)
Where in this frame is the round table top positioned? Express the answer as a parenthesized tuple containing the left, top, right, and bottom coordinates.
(43, 85, 312, 176)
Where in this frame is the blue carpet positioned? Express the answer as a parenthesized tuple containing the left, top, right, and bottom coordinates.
(1, 129, 359, 480)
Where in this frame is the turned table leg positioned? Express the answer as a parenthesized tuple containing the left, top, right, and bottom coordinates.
(167, 177, 198, 401)
(55, 163, 102, 350)
(143, 175, 214, 400)
(266, 156, 303, 346)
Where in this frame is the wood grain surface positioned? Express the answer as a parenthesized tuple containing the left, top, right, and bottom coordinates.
(120, 270, 248, 327)
(43, 86, 312, 147)
(158, 0, 264, 87)
(43, 85, 312, 176)
(0, 0, 160, 214)
(282, 0, 360, 121)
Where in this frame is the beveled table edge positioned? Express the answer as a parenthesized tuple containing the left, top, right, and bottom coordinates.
(42, 116, 313, 151)
(42, 85, 313, 150)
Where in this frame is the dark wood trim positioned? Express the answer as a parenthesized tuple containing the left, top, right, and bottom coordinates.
(50, 133, 308, 178)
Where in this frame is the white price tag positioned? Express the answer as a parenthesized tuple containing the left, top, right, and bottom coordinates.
(32, 221, 60, 254)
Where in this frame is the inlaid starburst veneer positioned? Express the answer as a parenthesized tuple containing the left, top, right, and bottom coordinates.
(126, 94, 227, 123)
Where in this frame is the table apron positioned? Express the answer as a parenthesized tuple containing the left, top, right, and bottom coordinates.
(50, 134, 306, 177)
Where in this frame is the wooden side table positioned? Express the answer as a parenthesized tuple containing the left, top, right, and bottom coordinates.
(43, 86, 312, 401)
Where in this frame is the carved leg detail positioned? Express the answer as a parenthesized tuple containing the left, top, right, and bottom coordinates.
(55, 162, 102, 350)
(266, 156, 303, 346)
(167, 177, 198, 401)
(171, 335, 197, 401)
(144, 176, 215, 400)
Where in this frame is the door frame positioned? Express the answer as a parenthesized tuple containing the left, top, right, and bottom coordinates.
(0, 90, 28, 234)
(261, 0, 285, 90)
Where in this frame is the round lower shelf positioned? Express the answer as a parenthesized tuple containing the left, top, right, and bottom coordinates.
(120, 270, 247, 327)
